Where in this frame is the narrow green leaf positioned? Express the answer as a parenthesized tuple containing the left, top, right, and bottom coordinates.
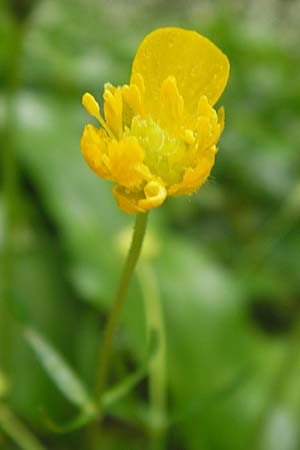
(0, 403, 47, 450)
(35, 329, 159, 435)
(23, 327, 97, 415)
(37, 359, 151, 436)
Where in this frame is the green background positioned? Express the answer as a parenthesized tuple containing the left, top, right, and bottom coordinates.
(1, 0, 300, 449)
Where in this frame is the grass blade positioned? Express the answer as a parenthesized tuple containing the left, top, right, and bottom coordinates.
(24, 327, 97, 415)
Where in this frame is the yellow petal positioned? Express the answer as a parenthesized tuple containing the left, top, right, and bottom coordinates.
(121, 75, 145, 126)
(113, 185, 145, 213)
(108, 137, 145, 188)
(124, 84, 144, 116)
(131, 27, 229, 118)
(138, 180, 167, 210)
(168, 149, 215, 196)
(103, 84, 123, 138)
(197, 95, 214, 117)
(195, 97, 222, 150)
(131, 72, 145, 97)
(113, 179, 167, 213)
(80, 124, 111, 179)
(158, 76, 184, 137)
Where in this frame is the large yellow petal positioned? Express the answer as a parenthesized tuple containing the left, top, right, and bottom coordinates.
(131, 27, 229, 118)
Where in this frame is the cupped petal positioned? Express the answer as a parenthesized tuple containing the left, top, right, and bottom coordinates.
(80, 124, 111, 179)
(113, 179, 167, 213)
(167, 147, 216, 196)
(138, 180, 167, 210)
(107, 137, 146, 188)
(113, 185, 145, 213)
(131, 27, 229, 118)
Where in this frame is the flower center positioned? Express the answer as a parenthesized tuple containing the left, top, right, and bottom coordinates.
(125, 114, 189, 184)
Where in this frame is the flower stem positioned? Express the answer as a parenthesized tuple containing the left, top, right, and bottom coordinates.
(97, 212, 149, 402)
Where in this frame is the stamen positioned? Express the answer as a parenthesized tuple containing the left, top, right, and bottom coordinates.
(183, 129, 195, 145)
(82, 93, 114, 138)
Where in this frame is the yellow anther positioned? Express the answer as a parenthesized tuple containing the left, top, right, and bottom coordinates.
(103, 87, 123, 138)
(183, 129, 195, 145)
(82, 93, 114, 138)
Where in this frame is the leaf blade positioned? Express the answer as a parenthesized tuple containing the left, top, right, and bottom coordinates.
(24, 327, 97, 415)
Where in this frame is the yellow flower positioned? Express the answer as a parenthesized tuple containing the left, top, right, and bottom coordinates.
(81, 27, 229, 213)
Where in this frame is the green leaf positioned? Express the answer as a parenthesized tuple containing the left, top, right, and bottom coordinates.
(0, 403, 47, 450)
(169, 366, 249, 426)
(34, 330, 158, 435)
(23, 327, 97, 416)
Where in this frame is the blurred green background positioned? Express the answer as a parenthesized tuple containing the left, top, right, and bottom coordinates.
(1, 0, 300, 449)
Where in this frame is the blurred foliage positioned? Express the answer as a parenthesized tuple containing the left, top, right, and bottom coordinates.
(1, 0, 300, 449)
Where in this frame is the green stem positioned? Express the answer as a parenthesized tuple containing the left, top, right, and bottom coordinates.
(139, 263, 167, 450)
(97, 212, 149, 401)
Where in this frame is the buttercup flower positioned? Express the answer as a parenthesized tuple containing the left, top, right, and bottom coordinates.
(81, 27, 229, 213)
